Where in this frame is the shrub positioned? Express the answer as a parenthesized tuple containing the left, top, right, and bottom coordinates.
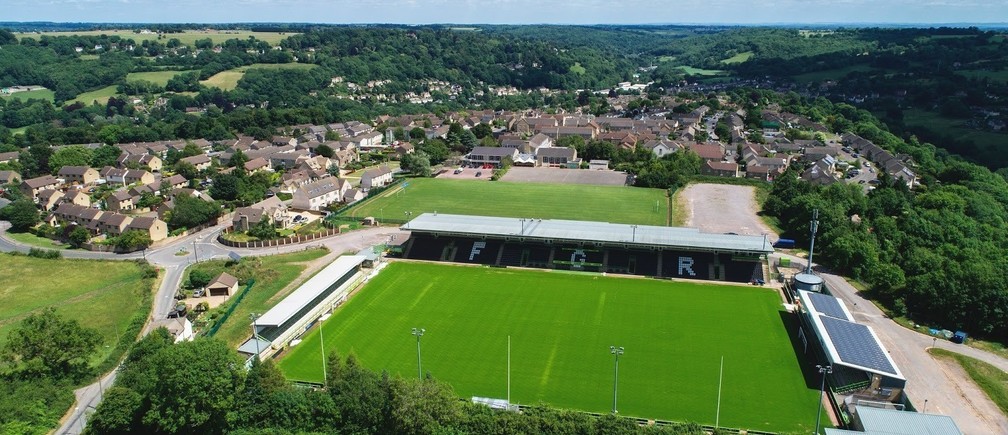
(27, 248, 61, 259)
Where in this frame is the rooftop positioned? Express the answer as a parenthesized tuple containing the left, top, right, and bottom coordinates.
(255, 255, 366, 327)
(402, 213, 773, 254)
(799, 290, 903, 379)
(825, 405, 962, 435)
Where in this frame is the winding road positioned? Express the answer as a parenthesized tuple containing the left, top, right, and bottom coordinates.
(0, 220, 407, 434)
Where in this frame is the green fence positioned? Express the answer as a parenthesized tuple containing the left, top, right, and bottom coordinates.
(204, 278, 255, 337)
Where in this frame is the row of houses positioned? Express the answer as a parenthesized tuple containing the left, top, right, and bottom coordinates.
(48, 202, 168, 243)
(843, 133, 917, 187)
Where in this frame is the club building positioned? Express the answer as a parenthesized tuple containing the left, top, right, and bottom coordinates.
(399, 213, 773, 283)
(239, 255, 366, 362)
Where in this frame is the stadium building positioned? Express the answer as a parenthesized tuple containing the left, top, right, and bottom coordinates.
(399, 213, 773, 283)
(239, 255, 366, 362)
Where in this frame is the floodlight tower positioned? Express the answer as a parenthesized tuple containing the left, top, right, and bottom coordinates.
(411, 327, 425, 380)
(814, 364, 833, 435)
(610, 346, 625, 414)
(806, 209, 819, 274)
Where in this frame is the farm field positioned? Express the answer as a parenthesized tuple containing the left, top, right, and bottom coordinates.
(200, 62, 318, 90)
(0, 254, 152, 364)
(676, 66, 727, 76)
(65, 85, 119, 106)
(15, 30, 296, 47)
(721, 51, 754, 64)
(126, 70, 197, 86)
(343, 178, 668, 225)
(278, 262, 823, 433)
(0, 88, 55, 103)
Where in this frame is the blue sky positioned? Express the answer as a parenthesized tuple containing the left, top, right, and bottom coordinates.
(7, 0, 1008, 24)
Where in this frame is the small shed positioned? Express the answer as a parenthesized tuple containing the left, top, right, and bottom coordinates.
(206, 272, 240, 298)
(588, 160, 610, 170)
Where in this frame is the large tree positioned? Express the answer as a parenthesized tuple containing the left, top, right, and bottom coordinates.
(48, 145, 94, 174)
(0, 199, 40, 231)
(2, 308, 102, 379)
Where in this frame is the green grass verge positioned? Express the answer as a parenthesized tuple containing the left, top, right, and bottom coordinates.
(0, 254, 152, 365)
(4, 231, 70, 249)
(200, 63, 318, 90)
(278, 262, 822, 433)
(344, 178, 668, 225)
(187, 248, 328, 347)
(126, 70, 197, 86)
(65, 85, 119, 106)
(0, 89, 55, 103)
(720, 51, 754, 64)
(16, 30, 296, 47)
(929, 348, 1008, 416)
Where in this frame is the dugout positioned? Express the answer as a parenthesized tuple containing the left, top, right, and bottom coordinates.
(400, 213, 773, 283)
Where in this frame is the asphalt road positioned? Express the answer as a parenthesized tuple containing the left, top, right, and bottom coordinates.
(0, 220, 406, 434)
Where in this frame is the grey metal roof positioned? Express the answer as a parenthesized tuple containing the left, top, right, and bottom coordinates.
(807, 290, 853, 321)
(851, 405, 962, 435)
(238, 337, 272, 356)
(256, 255, 365, 326)
(402, 213, 773, 254)
(799, 290, 903, 380)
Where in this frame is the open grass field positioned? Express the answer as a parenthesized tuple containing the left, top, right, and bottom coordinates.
(721, 51, 754, 64)
(344, 178, 668, 225)
(278, 262, 822, 432)
(0, 254, 151, 364)
(676, 66, 727, 76)
(16, 30, 296, 47)
(4, 231, 70, 249)
(126, 70, 197, 86)
(0, 88, 55, 103)
(66, 85, 119, 106)
(188, 248, 329, 347)
(929, 348, 1008, 416)
(200, 62, 318, 90)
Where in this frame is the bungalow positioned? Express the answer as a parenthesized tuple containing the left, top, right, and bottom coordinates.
(180, 154, 212, 171)
(207, 272, 240, 298)
(98, 212, 133, 236)
(291, 178, 349, 211)
(107, 190, 136, 212)
(537, 147, 578, 167)
(702, 161, 740, 178)
(126, 216, 168, 242)
(37, 189, 65, 211)
(361, 165, 394, 190)
(0, 170, 20, 184)
(20, 175, 62, 201)
(272, 136, 297, 147)
(465, 147, 518, 168)
(803, 146, 838, 162)
(57, 166, 100, 185)
(270, 151, 311, 170)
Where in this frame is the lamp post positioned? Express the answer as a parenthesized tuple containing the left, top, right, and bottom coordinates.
(404, 211, 413, 229)
(814, 364, 832, 435)
(610, 346, 624, 414)
(412, 327, 425, 380)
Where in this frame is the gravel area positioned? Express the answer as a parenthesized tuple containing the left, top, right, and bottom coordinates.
(679, 183, 777, 237)
(501, 167, 630, 186)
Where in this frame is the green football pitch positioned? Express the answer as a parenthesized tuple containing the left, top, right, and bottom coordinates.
(278, 262, 824, 433)
(343, 178, 669, 226)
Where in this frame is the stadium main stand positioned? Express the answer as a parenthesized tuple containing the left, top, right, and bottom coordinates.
(400, 213, 772, 283)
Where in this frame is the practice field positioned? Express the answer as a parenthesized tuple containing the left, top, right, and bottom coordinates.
(200, 63, 318, 90)
(0, 88, 55, 103)
(278, 262, 823, 432)
(343, 178, 668, 226)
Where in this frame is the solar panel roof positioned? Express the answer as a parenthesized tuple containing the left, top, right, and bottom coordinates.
(819, 315, 898, 376)
(403, 213, 774, 254)
(807, 291, 852, 321)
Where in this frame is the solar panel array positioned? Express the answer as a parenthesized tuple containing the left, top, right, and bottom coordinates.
(819, 315, 897, 376)
(807, 291, 851, 320)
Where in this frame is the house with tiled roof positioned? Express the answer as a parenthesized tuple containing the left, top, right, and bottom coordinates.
(57, 166, 99, 186)
(126, 216, 168, 242)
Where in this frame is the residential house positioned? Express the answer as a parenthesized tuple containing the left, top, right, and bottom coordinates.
(465, 147, 519, 168)
(244, 157, 270, 174)
(528, 133, 553, 151)
(394, 143, 414, 159)
(272, 136, 297, 147)
(64, 188, 92, 208)
(332, 148, 359, 169)
(291, 178, 349, 211)
(745, 165, 776, 181)
(803, 146, 838, 162)
(686, 143, 725, 162)
(20, 175, 61, 201)
(537, 147, 578, 167)
(802, 158, 841, 185)
(76, 208, 104, 233)
(232, 196, 290, 231)
(342, 188, 365, 204)
(125, 216, 168, 242)
(180, 154, 212, 171)
(98, 212, 133, 236)
(164, 174, 189, 190)
(0, 151, 19, 164)
(122, 153, 163, 172)
(206, 272, 240, 298)
(57, 166, 100, 185)
(702, 161, 740, 178)
(642, 139, 679, 157)
(37, 189, 65, 211)
(52, 203, 88, 225)
(361, 166, 394, 190)
(270, 151, 311, 170)
(0, 170, 20, 184)
(124, 170, 155, 186)
(538, 126, 596, 141)
(107, 190, 136, 212)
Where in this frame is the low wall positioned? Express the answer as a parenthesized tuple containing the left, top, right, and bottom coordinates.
(217, 226, 342, 248)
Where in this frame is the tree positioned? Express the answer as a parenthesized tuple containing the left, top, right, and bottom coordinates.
(470, 123, 492, 139)
(189, 270, 212, 289)
(48, 145, 94, 174)
(169, 195, 220, 230)
(0, 199, 40, 231)
(210, 173, 240, 201)
(316, 144, 334, 158)
(115, 230, 152, 252)
(92, 145, 124, 168)
(68, 226, 90, 248)
(401, 151, 432, 177)
(2, 308, 102, 379)
(229, 149, 249, 168)
(173, 160, 199, 181)
(247, 219, 278, 240)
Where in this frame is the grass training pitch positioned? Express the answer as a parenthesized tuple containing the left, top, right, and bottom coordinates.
(278, 262, 822, 432)
(344, 178, 669, 226)
(200, 63, 318, 90)
(0, 88, 55, 103)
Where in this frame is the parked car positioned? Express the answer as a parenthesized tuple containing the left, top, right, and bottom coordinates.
(475, 171, 482, 177)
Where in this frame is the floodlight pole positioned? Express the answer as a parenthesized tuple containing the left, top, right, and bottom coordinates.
(610, 346, 624, 414)
(404, 211, 413, 229)
(320, 322, 328, 385)
(716, 355, 723, 428)
(814, 364, 832, 435)
(412, 327, 425, 380)
(806, 209, 819, 274)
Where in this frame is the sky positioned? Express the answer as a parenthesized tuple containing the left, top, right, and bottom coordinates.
(6, 0, 1008, 25)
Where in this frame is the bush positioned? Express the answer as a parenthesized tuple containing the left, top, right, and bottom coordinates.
(189, 270, 212, 288)
(27, 248, 61, 259)
(67, 227, 90, 248)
